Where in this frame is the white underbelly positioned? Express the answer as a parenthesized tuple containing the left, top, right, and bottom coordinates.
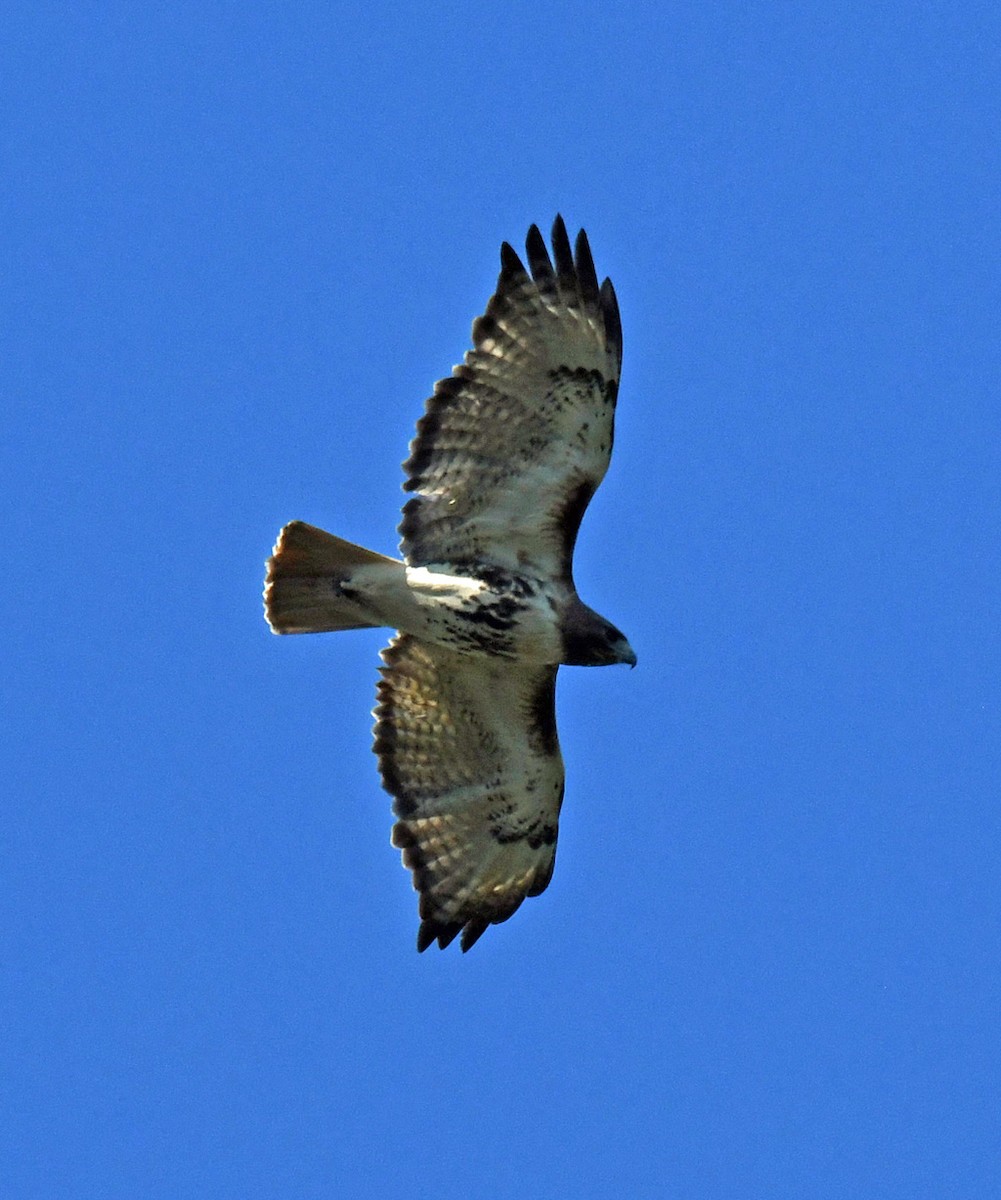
(399, 566, 564, 662)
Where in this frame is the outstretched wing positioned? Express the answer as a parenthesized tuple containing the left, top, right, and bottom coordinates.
(374, 634, 565, 952)
(400, 216, 622, 585)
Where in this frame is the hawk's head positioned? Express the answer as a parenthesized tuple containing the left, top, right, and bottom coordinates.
(560, 600, 636, 668)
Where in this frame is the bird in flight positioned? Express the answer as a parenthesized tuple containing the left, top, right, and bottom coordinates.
(264, 216, 634, 952)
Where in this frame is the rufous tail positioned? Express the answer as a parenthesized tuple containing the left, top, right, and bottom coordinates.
(264, 521, 400, 634)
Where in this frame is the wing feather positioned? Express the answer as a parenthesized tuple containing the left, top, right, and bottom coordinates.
(374, 634, 564, 951)
(400, 217, 622, 583)
(525, 221, 558, 297)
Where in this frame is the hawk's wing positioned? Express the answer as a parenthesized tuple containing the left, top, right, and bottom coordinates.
(374, 634, 565, 952)
(400, 216, 622, 585)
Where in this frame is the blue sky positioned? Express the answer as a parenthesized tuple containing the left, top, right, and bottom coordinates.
(4, 3, 1000, 1197)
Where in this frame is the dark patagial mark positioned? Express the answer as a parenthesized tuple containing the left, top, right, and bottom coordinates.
(526, 669, 559, 758)
(556, 479, 597, 583)
(526, 842, 560, 897)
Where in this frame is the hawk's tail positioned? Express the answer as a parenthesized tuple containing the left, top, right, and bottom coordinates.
(264, 521, 401, 634)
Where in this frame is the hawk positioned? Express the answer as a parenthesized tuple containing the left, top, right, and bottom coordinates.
(264, 216, 634, 952)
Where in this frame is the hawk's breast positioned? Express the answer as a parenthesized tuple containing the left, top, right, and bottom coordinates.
(405, 564, 565, 663)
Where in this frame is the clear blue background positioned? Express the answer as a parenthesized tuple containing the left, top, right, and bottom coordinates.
(4, 4, 999, 1197)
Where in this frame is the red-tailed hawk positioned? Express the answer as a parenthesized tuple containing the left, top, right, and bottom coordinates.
(265, 217, 634, 952)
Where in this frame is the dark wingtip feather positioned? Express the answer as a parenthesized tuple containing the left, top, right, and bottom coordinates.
(437, 924, 462, 950)
(600, 277, 623, 362)
(574, 229, 601, 306)
(499, 240, 526, 281)
(417, 918, 464, 952)
(460, 920, 489, 952)
(525, 223, 555, 285)
(550, 215, 576, 297)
